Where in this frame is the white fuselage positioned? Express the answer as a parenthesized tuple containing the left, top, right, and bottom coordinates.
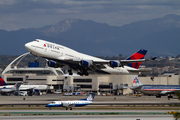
(0, 85, 47, 90)
(46, 100, 92, 108)
(20, 85, 48, 90)
(25, 39, 138, 74)
(0, 85, 14, 89)
(25, 39, 105, 62)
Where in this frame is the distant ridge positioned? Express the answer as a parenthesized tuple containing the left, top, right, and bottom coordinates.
(0, 14, 180, 57)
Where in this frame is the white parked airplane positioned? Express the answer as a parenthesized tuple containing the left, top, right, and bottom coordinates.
(46, 93, 95, 110)
(0, 76, 48, 95)
(25, 39, 154, 76)
(0, 77, 22, 95)
(19, 84, 48, 91)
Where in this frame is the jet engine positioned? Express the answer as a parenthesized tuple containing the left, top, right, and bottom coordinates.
(109, 60, 121, 67)
(61, 102, 69, 107)
(47, 60, 59, 68)
(79, 60, 93, 67)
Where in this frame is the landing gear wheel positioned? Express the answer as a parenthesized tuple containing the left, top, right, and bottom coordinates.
(66, 107, 68, 110)
(84, 72, 89, 76)
(156, 95, 161, 98)
(70, 107, 72, 110)
(168, 94, 173, 100)
(77, 72, 83, 76)
(35, 57, 39, 62)
(68, 69, 73, 75)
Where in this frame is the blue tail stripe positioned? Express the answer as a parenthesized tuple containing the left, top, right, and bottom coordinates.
(137, 49, 147, 55)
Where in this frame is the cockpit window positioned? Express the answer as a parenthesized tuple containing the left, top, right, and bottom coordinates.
(34, 39, 39, 42)
(52, 102, 55, 104)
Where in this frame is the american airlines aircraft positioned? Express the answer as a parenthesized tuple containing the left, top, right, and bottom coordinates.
(25, 39, 153, 76)
(130, 75, 180, 99)
(46, 93, 95, 110)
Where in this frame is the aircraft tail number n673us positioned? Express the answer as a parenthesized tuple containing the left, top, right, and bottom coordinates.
(25, 39, 154, 76)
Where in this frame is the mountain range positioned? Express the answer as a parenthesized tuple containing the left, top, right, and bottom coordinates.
(0, 14, 180, 57)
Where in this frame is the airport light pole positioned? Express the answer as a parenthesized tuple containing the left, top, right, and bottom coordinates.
(109, 83, 112, 95)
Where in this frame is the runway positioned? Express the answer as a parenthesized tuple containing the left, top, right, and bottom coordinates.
(0, 109, 178, 112)
(0, 109, 176, 117)
(0, 94, 179, 105)
(0, 95, 179, 120)
(0, 115, 174, 120)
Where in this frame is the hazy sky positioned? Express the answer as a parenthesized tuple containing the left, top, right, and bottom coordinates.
(1, 0, 180, 31)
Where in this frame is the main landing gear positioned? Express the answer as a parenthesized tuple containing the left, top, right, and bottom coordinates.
(68, 69, 89, 76)
(77, 70, 89, 76)
(66, 107, 72, 110)
(168, 93, 173, 100)
(156, 94, 161, 98)
(68, 69, 73, 75)
(156, 94, 173, 100)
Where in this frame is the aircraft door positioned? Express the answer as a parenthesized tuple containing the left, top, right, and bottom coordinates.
(44, 48, 47, 52)
(59, 48, 64, 57)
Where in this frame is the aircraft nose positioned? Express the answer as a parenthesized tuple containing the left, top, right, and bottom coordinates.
(25, 43, 30, 49)
(45, 104, 50, 107)
(25, 42, 32, 51)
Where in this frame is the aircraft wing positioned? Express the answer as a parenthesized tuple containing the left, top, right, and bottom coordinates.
(128, 69, 152, 72)
(119, 57, 156, 66)
(58, 58, 152, 69)
(63, 58, 107, 68)
(61, 102, 76, 108)
(67, 104, 76, 108)
(47, 57, 154, 76)
(130, 86, 143, 90)
(160, 90, 180, 94)
(0, 88, 15, 93)
(47, 51, 156, 75)
(19, 88, 33, 91)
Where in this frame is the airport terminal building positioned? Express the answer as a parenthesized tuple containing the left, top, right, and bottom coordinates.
(1, 72, 179, 95)
(1, 53, 180, 95)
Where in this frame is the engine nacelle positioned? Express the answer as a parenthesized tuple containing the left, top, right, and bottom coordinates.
(47, 60, 59, 68)
(109, 60, 121, 67)
(79, 60, 93, 67)
(61, 102, 69, 107)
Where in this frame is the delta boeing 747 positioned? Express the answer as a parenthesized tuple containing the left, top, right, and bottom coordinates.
(25, 39, 154, 76)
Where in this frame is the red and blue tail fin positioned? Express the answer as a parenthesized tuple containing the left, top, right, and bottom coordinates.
(126, 49, 147, 69)
(0, 76, 7, 86)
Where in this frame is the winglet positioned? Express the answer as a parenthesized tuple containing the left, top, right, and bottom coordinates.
(0, 76, 7, 86)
